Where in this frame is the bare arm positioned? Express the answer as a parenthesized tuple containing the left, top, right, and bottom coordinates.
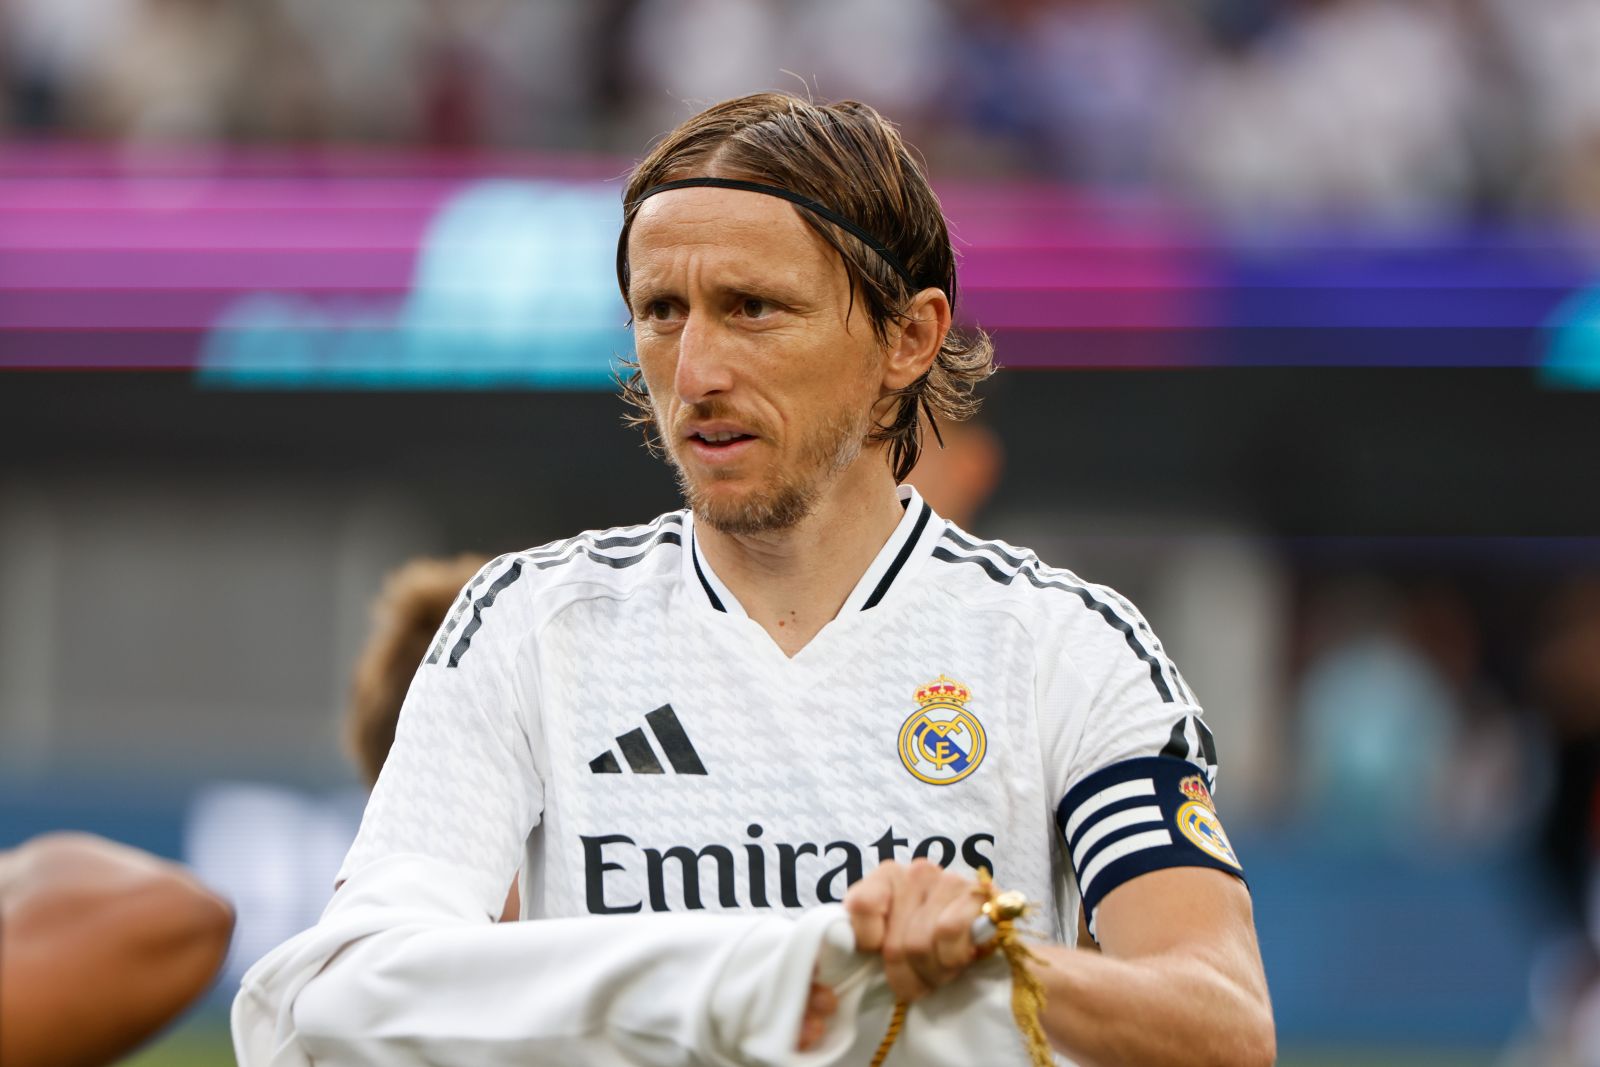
(0, 833, 235, 1067)
(844, 861, 1273, 1067)
(1029, 867, 1274, 1067)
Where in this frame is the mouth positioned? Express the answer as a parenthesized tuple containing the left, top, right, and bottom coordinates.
(688, 429, 756, 448)
(682, 425, 759, 464)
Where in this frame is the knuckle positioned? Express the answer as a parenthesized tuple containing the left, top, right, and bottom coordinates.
(845, 875, 889, 907)
(889, 968, 929, 1002)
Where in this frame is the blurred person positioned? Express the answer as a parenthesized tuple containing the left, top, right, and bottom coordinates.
(792, 0, 951, 131)
(1293, 571, 1533, 851)
(904, 415, 1004, 530)
(1296, 592, 1458, 842)
(0, 832, 234, 1067)
(1521, 576, 1600, 1066)
(344, 552, 519, 922)
(1173, 0, 1477, 226)
(1485, 0, 1600, 220)
(182, 555, 497, 992)
(78, 0, 323, 143)
(0, 0, 136, 134)
(948, 0, 1196, 187)
(235, 92, 1272, 1067)
(273, 0, 431, 143)
(1531, 577, 1600, 939)
(433, 0, 622, 150)
(346, 553, 492, 794)
(619, 0, 789, 145)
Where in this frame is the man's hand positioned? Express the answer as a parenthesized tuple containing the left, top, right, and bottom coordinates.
(842, 859, 988, 1001)
(795, 980, 839, 1052)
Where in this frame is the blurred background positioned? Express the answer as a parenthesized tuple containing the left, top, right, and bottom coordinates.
(3, 0, 1600, 1063)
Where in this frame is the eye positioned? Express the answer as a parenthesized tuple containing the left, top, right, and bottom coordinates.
(739, 297, 773, 319)
(638, 299, 678, 322)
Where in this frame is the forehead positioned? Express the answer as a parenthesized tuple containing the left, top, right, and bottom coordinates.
(626, 187, 843, 289)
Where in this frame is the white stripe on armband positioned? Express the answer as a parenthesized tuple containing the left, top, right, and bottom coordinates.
(1073, 804, 1164, 859)
(1062, 778, 1155, 844)
(1078, 828, 1173, 898)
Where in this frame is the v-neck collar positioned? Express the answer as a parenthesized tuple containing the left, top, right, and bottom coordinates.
(680, 484, 940, 621)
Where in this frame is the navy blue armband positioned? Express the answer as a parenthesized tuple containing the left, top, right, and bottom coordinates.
(1056, 756, 1247, 932)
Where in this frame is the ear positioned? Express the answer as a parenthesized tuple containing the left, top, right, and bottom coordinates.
(882, 287, 951, 391)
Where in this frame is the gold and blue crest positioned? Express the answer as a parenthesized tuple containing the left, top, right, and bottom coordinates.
(1174, 775, 1240, 869)
(898, 675, 986, 786)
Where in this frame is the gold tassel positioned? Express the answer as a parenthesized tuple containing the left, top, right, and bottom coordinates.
(867, 870, 1052, 1067)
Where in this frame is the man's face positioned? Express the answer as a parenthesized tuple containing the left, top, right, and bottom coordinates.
(626, 187, 886, 534)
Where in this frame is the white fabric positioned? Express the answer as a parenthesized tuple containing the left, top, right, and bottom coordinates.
(233, 854, 1033, 1067)
(236, 487, 1211, 1065)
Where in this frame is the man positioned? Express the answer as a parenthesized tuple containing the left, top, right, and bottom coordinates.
(235, 92, 1273, 1066)
(1, 832, 235, 1067)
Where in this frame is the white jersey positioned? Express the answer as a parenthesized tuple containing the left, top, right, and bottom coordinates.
(344, 484, 1224, 933)
(236, 485, 1242, 1067)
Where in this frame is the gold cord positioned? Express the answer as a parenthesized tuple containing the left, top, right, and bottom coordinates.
(867, 1001, 908, 1067)
(866, 870, 1052, 1067)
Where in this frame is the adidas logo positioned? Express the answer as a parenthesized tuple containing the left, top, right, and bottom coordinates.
(589, 704, 706, 775)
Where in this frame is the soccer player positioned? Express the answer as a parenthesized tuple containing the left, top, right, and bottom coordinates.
(0, 832, 235, 1067)
(235, 92, 1273, 1067)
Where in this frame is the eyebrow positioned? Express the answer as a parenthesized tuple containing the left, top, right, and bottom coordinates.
(629, 275, 810, 309)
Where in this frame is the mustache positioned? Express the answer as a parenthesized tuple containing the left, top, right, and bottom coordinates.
(668, 400, 772, 440)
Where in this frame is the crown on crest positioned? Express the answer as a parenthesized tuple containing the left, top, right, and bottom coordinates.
(1179, 775, 1212, 806)
(915, 675, 972, 707)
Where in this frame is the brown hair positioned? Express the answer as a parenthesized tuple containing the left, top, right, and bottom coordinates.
(345, 554, 489, 788)
(616, 92, 995, 481)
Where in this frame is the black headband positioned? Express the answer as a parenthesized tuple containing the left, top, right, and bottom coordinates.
(620, 176, 919, 292)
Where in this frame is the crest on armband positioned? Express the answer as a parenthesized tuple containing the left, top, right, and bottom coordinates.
(1178, 774, 1214, 811)
(1174, 774, 1240, 869)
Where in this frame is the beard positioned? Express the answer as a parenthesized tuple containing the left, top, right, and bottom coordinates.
(659, 399, 869, 536)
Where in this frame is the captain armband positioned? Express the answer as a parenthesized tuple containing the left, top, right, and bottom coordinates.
(1056, 756, 1247, 935)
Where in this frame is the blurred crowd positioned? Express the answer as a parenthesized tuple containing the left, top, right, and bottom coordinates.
(5, 0, 1600, 223)
(1257, 550, 1600, 1064)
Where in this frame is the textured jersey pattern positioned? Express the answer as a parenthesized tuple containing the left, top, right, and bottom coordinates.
(339, 489, 1222, 934)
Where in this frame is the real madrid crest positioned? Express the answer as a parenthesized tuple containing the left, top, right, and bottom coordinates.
(898, 675, 986, 786)
(1174, 774, 1241, 869)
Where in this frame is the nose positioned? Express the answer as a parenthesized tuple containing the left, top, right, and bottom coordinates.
(673, 309, 735, 405)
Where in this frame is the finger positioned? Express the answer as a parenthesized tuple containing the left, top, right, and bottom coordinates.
(808, 982, 838, 1015)
(881, 861, 940, 1001)
(930, 887, 985, 973)
(795, 983, 838, 1052)
(899, 867, 983, 993)
(797, 1013, 824, 1052)
(844, 862, 900, 953)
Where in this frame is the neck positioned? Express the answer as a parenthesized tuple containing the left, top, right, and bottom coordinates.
(695, 458, 905, 656)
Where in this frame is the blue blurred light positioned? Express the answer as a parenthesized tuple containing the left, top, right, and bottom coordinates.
(198, 180, 628, 389)
(1543, 279, 1600, 390)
